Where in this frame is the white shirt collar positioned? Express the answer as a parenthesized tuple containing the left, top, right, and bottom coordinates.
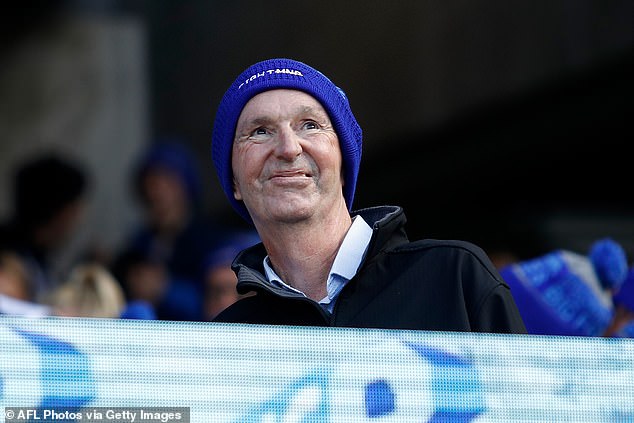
(263, 215, 373, 304)
(330, 215, 373, 281)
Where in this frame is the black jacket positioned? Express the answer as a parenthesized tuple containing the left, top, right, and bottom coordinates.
(214, 206, 527, 333)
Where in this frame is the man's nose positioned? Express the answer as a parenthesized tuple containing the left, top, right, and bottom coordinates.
(274, 126, 303, 160)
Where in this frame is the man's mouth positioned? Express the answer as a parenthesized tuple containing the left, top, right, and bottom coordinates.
(270, 169, 312, 179)
(267, 169, 314, 188)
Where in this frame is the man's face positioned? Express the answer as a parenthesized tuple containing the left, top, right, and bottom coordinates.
(232, 89, 344, 225)
(141, 167, 188, 231)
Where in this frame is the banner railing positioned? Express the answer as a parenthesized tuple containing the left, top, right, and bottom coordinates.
(1, 316, 633, 422)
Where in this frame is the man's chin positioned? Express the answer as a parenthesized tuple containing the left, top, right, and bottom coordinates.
(260, 199, 316, 224)
(269, 208, 314, 225)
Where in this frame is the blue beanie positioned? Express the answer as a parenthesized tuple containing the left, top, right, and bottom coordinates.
(211, 58, 363, 224)
(135, 139, 202, 205)
(588, 237, 628, 290)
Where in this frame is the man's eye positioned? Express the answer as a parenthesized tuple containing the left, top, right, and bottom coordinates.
(302, 121, 318, 130)
(253, 127, 268, 136)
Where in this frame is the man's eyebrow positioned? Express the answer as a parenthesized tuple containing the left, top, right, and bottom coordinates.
(240, 106, 326, 126)
(237, 116, 274, 131)
(298, 105, 327, 117)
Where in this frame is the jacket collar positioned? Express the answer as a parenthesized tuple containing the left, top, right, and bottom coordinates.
(351, 205, 409, 260)
(231, 205, 408, 293)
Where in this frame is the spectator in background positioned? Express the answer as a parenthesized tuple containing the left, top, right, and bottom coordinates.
(0, 250, 32, 301)
(111, 245, 198, 321)
(0, 153, 88, 301)
(47, 262, 126, 318)
(113, 139, 228, 320)
(203, 231, 260, 321)
(0, 249, 51, 316)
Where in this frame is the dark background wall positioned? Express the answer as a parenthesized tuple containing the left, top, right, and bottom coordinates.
(3, 0, 634, 262)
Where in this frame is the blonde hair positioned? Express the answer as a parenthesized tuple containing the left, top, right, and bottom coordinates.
(49, 263, 125, 318)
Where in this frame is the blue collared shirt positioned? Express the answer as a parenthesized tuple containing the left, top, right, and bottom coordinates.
(263, 215, 373, 313)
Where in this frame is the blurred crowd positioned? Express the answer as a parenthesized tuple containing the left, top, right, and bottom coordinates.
(0, 140, 259, 322)
(0, 142, 633, 339)
(498, 238, 634, 338)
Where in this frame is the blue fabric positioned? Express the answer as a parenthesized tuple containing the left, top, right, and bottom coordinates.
(120, 300, 157, 320)
(589, 238, 628, 290)
(157, 277, 203, 321)
(212, 58, 363, 224)
(500, 251, 613, 336)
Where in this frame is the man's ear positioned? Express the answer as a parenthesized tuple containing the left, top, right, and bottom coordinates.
(232, 176, 242, 201)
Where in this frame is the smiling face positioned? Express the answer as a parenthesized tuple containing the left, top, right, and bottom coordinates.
(231, 89, 345, 226)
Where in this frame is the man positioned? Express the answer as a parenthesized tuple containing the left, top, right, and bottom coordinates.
(211, 58, 526, 332)
(0, 153, 87, 301)
(202, 230, 259, 321)
(115, 139, 228, 320)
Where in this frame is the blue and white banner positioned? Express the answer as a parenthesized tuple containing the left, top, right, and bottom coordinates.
(1, 316, 633, 422)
